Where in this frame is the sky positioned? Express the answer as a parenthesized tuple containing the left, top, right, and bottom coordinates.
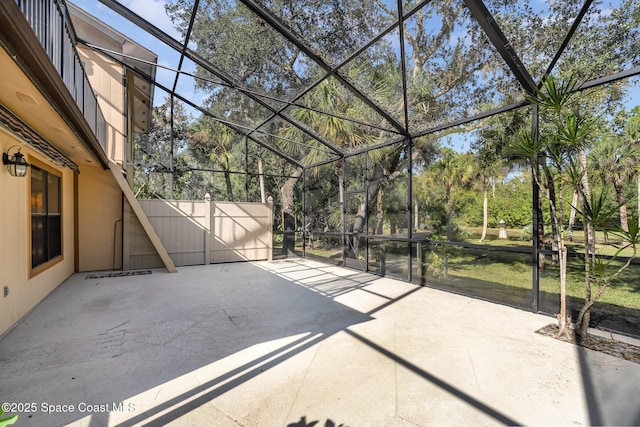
(71, 0, 205, 111)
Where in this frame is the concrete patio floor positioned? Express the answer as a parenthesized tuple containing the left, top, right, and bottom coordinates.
(1, 258, 639, 427)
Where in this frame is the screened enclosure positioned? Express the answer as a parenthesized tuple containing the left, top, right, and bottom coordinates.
(80, 0, 640, 336)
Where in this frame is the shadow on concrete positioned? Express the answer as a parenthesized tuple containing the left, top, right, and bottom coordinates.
(287, 416, 345, 427)
(0, 262, 369, 426)
(0, 260, 537, 426)
(577, 340, 640, 426)
(344, 329, 520, 426)
(114, 333, 327, 426)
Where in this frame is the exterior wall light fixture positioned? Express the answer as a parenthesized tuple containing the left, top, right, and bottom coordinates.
(2, 145, 30, 177)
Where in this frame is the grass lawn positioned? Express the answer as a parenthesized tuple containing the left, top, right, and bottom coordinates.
(289, 228, 640, 311)
(446, 251, 640, 310)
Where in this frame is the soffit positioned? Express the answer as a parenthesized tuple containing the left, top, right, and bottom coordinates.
(0, 47, 98, 167)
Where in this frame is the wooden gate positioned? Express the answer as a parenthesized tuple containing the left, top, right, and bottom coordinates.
(123, 196, 273, 269)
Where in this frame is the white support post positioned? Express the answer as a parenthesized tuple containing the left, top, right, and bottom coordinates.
(267, 196, 273, 261)
(204, 193, 211, 265)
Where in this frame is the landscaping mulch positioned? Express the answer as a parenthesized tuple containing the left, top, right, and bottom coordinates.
(536, 324, 640, 364)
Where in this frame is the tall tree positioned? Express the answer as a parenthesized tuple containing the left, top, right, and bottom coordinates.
(133, 97, 191, 199)
(589, 135, 639, 233)
(624, 106, 640, 228)
(511, 123, 573, 338)
(428, 148, 475, 241)
(473, 111, 524, 242)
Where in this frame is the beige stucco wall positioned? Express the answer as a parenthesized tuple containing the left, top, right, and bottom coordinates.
(76, 164, 123, 272)
(0, 134, 75, 336)
(77, 46, 125, 163)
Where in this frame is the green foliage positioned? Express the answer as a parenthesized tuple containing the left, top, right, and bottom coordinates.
(426, 250, 445, 278)
(577, 190, 619, 233)
(455, 173, 533, 229)
(528, 74, 580, 114)
(132, 97, 197, 199)
(0, 409, 17, 427)
(507, 127, 545, 165)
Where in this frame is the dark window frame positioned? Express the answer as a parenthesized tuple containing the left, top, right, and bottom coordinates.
(30, 159, 63, 276)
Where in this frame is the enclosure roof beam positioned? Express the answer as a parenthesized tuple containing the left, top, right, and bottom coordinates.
(97, 0, 345, 157)
(305, 155, 346, 170)
(93, 47, 304, 168)
(345, 137, 408, 158)
(397, 0, 410, 135)
(340, 98, 528, 158)
(463, 0, 538, 96)
(247, 0, 437, 140)
(312, 56, 640, 160)
(407, 65, 640, 144)
(164, 87, 304, 168)
(83, 41, 397, 137)
(237, 0, 409, 136)
(577, 65, 640, 92)
(540, 0, 594, 83)
(411, 100, 529, 139)
(171, 0, 200, 94)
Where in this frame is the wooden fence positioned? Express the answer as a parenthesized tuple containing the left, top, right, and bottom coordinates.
(123, 195, 273, 269)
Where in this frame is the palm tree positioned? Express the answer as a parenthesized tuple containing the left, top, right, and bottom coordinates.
(473, 136, 510, 243)
(190, 120, 237, 201)
(430, 148, 474, 240)
(524, 75, 632, 341)
(589, 135, 639, 233)
(511, 124, 573, 339)
(624, 106, 640, 228)
(278, 73, 380, 255)
(472, 109, 526, 242)
(478, 159, 507, 243)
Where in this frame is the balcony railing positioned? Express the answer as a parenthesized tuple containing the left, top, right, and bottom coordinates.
(16, 0, 106, 151)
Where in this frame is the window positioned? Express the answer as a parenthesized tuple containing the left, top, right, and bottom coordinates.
(31, 163, 62, 270)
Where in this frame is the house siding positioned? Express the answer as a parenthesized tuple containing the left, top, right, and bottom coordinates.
(0, 132, 75, 336)
(76, 165, 123, 272)
(76, 46, 125, 164)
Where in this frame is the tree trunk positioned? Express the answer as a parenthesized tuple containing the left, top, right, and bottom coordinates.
(480, 175, 489, 243)
(613, 177, 629, 233)
(491, 176, 496, 199)
(576, 245, 638, 340)
(349, 202, 367, 258)
(280, 167, 303, 256)
(578, 149, 596, 255)
(376, 184, 385, 235)
(577, 300, 593, 340)
(540, 162, 571, 338)
(338, 159, 345, 234)
(557, 244, 572, 339)
(576, 211, 593, 341)
(541, 158, 559, 264)
(537, 188, 546, 270)
(548, 194, 559, 264)
(567, 189, 578, 242)
(445, 186, 453, 241)
(224, 170, 234, 202)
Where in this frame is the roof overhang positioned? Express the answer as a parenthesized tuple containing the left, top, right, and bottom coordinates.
(0, 1, 109, 169)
